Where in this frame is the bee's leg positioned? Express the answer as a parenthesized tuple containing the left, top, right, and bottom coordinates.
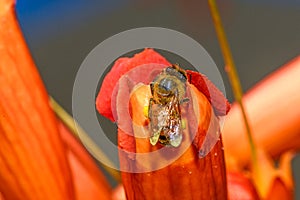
(181, 119, 186, 129)
(148, 98, 154, 118)
(150, 82, 155, 95)
(148, 98, 160, 146)
(180, 97, 189, 104)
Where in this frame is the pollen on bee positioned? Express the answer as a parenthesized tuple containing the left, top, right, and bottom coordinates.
(181, 119, 186, 129)
(143, 106, 149, 117)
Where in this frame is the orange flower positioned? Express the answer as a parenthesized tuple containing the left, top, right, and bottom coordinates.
(1, 0, 298, 199)
(97, 48, 298, 199)
(97, 49, 230, 199)
(0, 1, 111, 199)
(222, 57, 300, 199)
(223, 56, 300, 168)
(123, 84, 227, 199)
(207, 0, 296, 198)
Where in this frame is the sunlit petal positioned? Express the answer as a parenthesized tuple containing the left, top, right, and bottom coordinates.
(0, 2, 74, 199)
(58, 121, 112, 199)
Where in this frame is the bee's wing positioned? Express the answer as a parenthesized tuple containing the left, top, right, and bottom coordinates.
(170, 97, 183, 147)
(168, 128, 182, 147)
(150, 130, 161, 146)
(148, 102, 169, 146)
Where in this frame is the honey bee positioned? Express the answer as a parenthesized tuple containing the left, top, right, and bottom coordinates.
(148, 64, 188, 147)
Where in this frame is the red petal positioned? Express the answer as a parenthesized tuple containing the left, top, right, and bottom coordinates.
(96, 49, 171, 121)
(227, 172, 260, 200)
(186, 70, 230, 116)
(266, 178, 293, 200)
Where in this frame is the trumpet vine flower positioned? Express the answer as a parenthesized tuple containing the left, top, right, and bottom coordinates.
(0, 0, 299, 199)
(0, 1, 111, 199)
(96, 48, 231, 199)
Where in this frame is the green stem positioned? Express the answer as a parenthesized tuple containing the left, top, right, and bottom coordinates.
(207, 0, 258, 168)
(49, 97, 121, 182)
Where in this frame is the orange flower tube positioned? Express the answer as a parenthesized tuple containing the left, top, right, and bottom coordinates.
(119, 84, 227, 199)
(97, 49, 230, 199)
(0, 1, 74, 199)
(223, 56, 300, 168)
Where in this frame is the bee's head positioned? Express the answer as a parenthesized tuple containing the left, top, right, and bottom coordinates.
(165, 65, 187, 83)
(150, 64, 187, 103)
(158, 77, 178, 95)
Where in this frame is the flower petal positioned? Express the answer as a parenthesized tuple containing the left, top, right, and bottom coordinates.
(0, 3, 74, 199)
(227, 172, 259, 200)
(186, 70, 230, 116)
(251, 150, 294, 199)
(96, 48, 171, 121)
(266, 178, 293, 200)
(96, 49, 230, 199)
(57, 121, 112, 200)
(118, 83, 227, 199)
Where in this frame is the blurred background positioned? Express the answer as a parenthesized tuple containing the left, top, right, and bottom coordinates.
(15, 0, 300, 198)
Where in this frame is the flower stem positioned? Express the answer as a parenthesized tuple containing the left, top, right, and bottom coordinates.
(207, 0, 258, 169)
(49, 97, 121, 182)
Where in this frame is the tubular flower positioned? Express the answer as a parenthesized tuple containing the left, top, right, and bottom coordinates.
(222, 57, 300, 199)
(0, 1, 111, 199)
(112, 172, 262, 200)
(1, 0, 298, 199)
(96, 49, 230, 199)
(223, 56, 300, 167)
